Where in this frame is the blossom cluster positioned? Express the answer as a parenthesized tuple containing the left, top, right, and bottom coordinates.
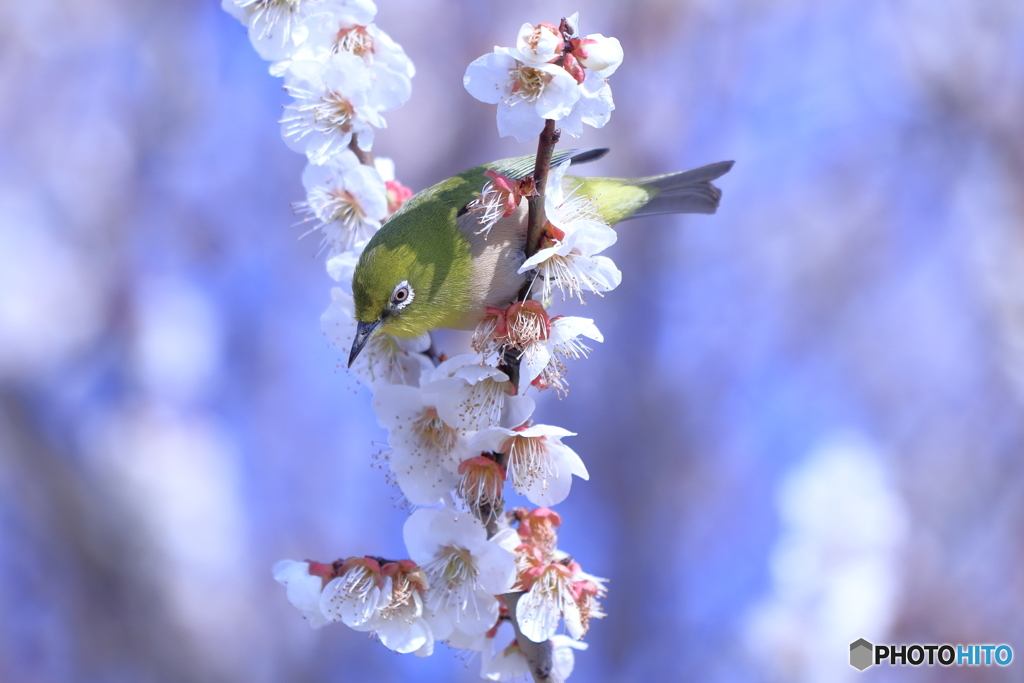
(223, 0, 415, 256)
(273, 507, 604, 679)
(225, 6, 619, 679)
(464, 14, 623, 142)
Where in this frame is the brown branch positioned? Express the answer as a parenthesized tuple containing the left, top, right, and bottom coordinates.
(525, 119, 561, 258)
(500, 121, 560, 391)
(348, 135, 374, 166)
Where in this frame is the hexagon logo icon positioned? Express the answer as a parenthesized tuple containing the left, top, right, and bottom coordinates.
(850, 638, 874, 671)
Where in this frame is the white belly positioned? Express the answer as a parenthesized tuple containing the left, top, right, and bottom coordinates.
(452, 202, 529, 329)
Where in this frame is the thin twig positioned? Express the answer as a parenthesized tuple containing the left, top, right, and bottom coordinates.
(348, 135, 374, 166)
(500, 121, 560, 391)
(525, 119, 560, 257)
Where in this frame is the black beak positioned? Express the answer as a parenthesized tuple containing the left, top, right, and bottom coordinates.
(349, 319, 382, 367)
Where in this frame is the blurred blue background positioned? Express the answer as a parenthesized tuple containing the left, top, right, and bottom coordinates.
(2, 1, 1023, 681)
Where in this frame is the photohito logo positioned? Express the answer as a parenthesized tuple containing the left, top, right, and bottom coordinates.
(849, 638, 1013, 671)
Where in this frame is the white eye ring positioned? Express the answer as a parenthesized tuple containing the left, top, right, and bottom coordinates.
(391, 281, 414, 310)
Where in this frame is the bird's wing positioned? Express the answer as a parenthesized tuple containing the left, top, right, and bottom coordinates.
(485, 148, 609, 181)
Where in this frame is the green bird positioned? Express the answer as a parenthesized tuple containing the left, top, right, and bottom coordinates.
(349, 149, 733, 366)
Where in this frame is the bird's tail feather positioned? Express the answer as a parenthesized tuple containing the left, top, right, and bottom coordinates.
(627, 160, 735, 218)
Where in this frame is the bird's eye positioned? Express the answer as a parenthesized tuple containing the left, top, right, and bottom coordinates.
(390, 281, 414, 309)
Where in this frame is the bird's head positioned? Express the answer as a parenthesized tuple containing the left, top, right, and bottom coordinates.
(349, 240, 434, 367)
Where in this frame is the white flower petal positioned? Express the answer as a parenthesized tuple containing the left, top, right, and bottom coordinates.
(273, 560, 322, 613)
(463, 52, 518, 104)
(578, 34, 623, 77)
(372, 383, 424, 430)
(403, 508, 440, 565)
(563, 599, 585, 640)
(515, 424, 576, 439)
(520, 343, 552, 392)
(532, 64, 582, 120)
(273, 559, 329, 629)
(446, 628, 490, 652)
(551, 634, 587, 680)
(455, 593, 501, 635)
(521, 458, 572, 506)
(566, 221, 618, 254)
(502, 395, 535, 429)
(428, 507, 487, 551)
(423, 606, 455, 641)
(516, 586, 562, 643)
(519, 242, 568, 273)
(469, 426, 516, 454)
(497, 100, 549, 143)
(475, 541, 517, 596)
(391, 446, 460, 506)
(376, 611, 432, 653)
(515, 22, 563, 66)
(319, 573, 386, 628)
(551, 316, 603, 345)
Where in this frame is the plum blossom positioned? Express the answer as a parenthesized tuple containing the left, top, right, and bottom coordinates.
(318, 556, 391, 628)
(481, 630, 587, 681)
(515, 557, 607, 642)
(572, 33, 622, 76)
(514, 507, 563, 558)
(321, 288, 432, 387)
(472, 302, 603, 394)
(558, 17, 621, 136)
(298, 150, 387, 254)
(463, 16, 622, 141)
(522, 315, 603, 394)
(466, 170, 526, 236)
(561, 13, 623, 78)
(520, 226, 621, 303)
(514, 22, 563, 66)
(223, 0, 377, 63)
(471, 424, 589, 506)
(427, 354, 535, 433)
(277, 556, 433, 654)
(456, 456, 506, 522)
(520, 160, 622, 302)
(403, 508, 517, 639)
(352, 560, 434, 655)
(557, 70, 615, 138)
(282, 53, 385, 161)
(273, 559, 330, 628)
(372, 382, 469, 506)
(464, 48, 581, 143)
(384, 178, 414, 215)
(273, 14, 415, 111)
(521, 158, 622, 301)
(472, 300, 550, 362)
